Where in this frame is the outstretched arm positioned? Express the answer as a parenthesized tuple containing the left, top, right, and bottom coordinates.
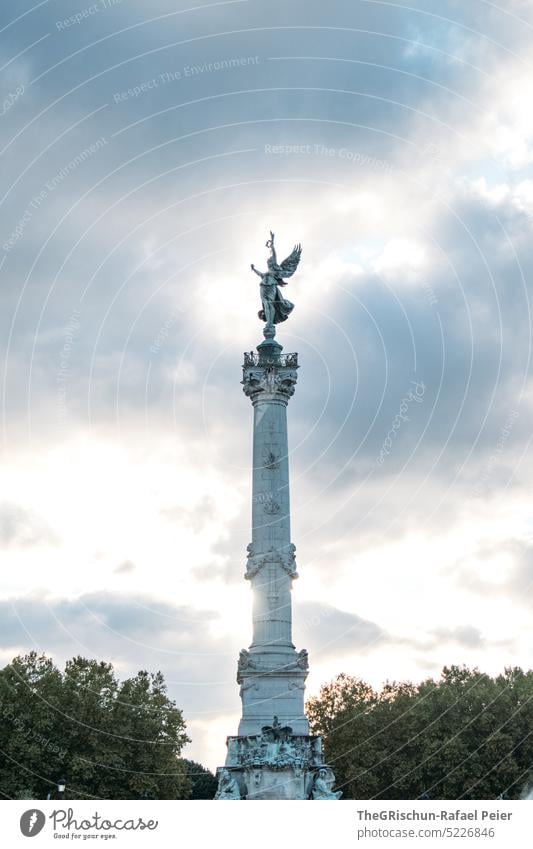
(250, 264, 263, 278)
(265, 230, 278, 264)
(269, 232, 278, 265)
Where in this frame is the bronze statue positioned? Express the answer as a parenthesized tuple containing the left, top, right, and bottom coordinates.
(251, 231, 302, 333)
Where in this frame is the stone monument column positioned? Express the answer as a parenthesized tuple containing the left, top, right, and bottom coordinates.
(214, 234, 341, 800)
(238, 333, 308, 737)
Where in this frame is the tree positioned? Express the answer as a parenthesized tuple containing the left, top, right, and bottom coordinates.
(0, 652, 191, 800)
(306, 666, 533, 800)
(181, 759, 218, 799)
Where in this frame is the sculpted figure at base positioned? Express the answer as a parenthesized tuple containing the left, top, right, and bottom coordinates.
(311, 768, 343, 800)
(250, 231, 301, 333)
(214, 769, 241, 800)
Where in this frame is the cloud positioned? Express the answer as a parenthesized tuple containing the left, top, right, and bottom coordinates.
(114, 559, 136, 574)
(429, 625, 485, 649)
(295, 601, 388, 660)
(0, 503, 58, 548)
(454, 538, 533, 607)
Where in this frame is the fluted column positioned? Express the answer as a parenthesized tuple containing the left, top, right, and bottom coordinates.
(237, 337, 308, 736)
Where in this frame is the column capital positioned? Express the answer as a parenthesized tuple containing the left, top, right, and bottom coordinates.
(242, 349, 298, 404)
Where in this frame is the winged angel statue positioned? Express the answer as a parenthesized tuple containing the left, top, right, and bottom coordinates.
(251, 232, 301, 332)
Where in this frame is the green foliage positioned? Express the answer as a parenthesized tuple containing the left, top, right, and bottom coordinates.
(181, 759, 218, 799)
(307, 666, 533, 800)
(0, 652, 191, 800)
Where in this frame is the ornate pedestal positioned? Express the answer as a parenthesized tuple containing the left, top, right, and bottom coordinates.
(215, 719, 341, 800)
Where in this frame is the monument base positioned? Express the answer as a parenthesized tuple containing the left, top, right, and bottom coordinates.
(214, 720, 341, 800)
(243, 765, 308, 800)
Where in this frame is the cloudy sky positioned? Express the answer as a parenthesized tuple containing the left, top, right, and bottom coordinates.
(1, 0, 533, 772)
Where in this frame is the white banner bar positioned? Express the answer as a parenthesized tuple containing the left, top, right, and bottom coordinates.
(2, 800, 530, 848)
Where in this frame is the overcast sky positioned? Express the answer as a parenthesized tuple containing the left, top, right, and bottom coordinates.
(1, 0, 533, 773)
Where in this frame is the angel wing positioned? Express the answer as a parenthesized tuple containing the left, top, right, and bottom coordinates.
(278, 244, 302, 280)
